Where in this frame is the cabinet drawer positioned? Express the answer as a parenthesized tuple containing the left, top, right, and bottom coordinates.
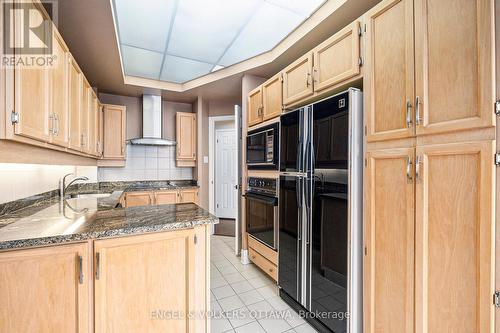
(248, 248, 277, 281)
(248, 235, 277, 265)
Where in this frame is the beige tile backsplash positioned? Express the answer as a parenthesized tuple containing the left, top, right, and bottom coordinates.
(0, 164, 98, 204)
(98, 145, 193, 182)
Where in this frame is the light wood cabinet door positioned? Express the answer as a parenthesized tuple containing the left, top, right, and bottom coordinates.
(12, 5, 50, 142)
(180, 189, 199, 204)
(102, 104, 126, 160)
(124, 192, 154, 208)
(88, 90, 99, 156)
(176, 112, 197, 160)
(364, 0, 415, 142)
(262, 75, 282, 121)
(282, 52, 314, 106)
(68, 56, 82, 151)
(364, 148, 415, 333)
(155, 190, 179, 205)
(49, 26, 70, 147)
(415, 141, 495, 333)
(94, 230, 196, 333)
(0, 243, 90, 333)
(313, 21, 361, 93)
(414, 0, 495, 136)
(80, 79, 90, 152)
(248, 86, 263, 127)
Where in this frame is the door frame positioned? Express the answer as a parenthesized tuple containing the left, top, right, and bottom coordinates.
(209, 114, 241, 255)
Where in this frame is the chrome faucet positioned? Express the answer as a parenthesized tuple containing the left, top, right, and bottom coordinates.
(60, 173, 89, 198)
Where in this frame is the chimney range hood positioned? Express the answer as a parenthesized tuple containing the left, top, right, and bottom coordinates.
(129, 95, 176, 146)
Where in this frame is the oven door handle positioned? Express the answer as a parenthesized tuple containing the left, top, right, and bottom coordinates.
(243, 193, 278, 206)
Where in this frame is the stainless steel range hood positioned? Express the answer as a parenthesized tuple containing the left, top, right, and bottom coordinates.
(129, 95, 176, 146)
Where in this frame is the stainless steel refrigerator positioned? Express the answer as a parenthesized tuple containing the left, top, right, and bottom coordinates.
(278, 88, 363, 333)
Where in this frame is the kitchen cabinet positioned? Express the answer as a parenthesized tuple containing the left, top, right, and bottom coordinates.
(49, 26, 70, 148)
(282, 52, 314, 106)
(123, 191, 154, 208)
(312, 21, 361, 93)
(414, 0, 495, 136)
(80, 79, 90, 153)
(414, 141, 494, 333)
(247, 86, 263, 127)
(155, 190, 178, 205)
(365, 0, 495, 142)
(176, 112, 196, 166)
(99, 104, 126, 165)
(179, 188, 199, 204)
(364, 148, 414, 333)
(0, 243, 90, 332)
(364, 141, 495, 333)
(364, 0, 415, 142)
(94, 229, 203, 333)
(68, 55, 82, 151)
(262, 74, 283, 122)
(88, 90, 100, 157)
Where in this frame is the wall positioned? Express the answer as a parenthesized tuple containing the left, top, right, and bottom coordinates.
(0, 164, 97, 204)
(98, 93, 194, 182)
(196, 97, 240, 210)
(98, 145, 192, 182)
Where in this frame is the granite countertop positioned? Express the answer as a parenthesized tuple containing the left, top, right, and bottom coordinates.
(0, 181, 216, 250)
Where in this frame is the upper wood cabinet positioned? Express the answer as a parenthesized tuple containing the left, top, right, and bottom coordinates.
(101, 104, 126, 161)
(364, 0, 415, 142)
(365, 0, 495, 143)
(88, 90, 99, 156)
(80, 79, 90, 153)
(414, 0, 495, 136)
(282, 52, 314, 106)
(0, 243, 90, 332)
(248, 86, 263, 127)
(68, 56, 82, 151)
(94, 230, 198, 333)
(312, 21, 361, 93)
(414, 140, 494, 333)
(49, 26, 70, 148)
(262, 74, 283, 122)
(176, 112, 197, 166)
(364, 148, 414, 333)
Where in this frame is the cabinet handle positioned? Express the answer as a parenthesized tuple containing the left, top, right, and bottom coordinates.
(312, 67, 318, 83)
(95, 252, 100, 280)
(251, 255, 256, 260)
(78, 255, 83, 284)
(415, 155, 421, 183)
(49, 114, 55, 134)
(406, 156, 413, 183)
(305, 72, 311, 87)
(415, 96, 422, 125)
(406, 100, 413, 128)
(269, 268, 274, 273)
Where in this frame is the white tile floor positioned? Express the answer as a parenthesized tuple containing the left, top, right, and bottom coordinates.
(210, 236, 319, 333)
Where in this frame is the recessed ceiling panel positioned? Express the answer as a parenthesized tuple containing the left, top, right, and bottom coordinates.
(168, 0, 260, 64)
(160, 55, 214, 83)
(113, 0, 327, 83)
(121, 45, 163, 79)
(218, 2, 304, 67)
(114, 0, 175, 52)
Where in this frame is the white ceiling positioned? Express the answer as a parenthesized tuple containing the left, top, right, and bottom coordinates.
(113, 0, 326, 83)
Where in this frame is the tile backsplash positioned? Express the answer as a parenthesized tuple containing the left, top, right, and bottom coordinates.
(98, 145, 193, 182)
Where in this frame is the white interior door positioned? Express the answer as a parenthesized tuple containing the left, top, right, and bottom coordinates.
(215, 129, 237, 218)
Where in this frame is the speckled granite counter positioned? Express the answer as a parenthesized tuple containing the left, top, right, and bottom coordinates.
(0, 181, 216, 250)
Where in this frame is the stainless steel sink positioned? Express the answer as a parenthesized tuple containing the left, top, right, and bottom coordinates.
(70, 193, 111, 199)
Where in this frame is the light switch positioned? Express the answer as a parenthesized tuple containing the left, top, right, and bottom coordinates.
(203, 156, 209, 164)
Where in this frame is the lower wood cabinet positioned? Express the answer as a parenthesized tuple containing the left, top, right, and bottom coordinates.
(123, 189, 199, 208)
(248, 235, 278, 281)
(0, 243, 91, 332)
(0, 226, 209, 333)
(123, 191, 154, 208)
(94, 229, 205, 333)
(155, 190, 179, 205)
(179, 189, 199, 204)
(364, 140, 495, 333)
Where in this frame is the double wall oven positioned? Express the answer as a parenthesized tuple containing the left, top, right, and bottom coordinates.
(244, 177, 278, 250)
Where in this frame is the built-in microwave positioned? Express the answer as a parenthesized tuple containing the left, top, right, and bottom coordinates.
(246, 123, 279, 169)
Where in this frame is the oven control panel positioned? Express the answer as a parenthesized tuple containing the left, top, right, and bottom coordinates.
(247, 177, 277, 195)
